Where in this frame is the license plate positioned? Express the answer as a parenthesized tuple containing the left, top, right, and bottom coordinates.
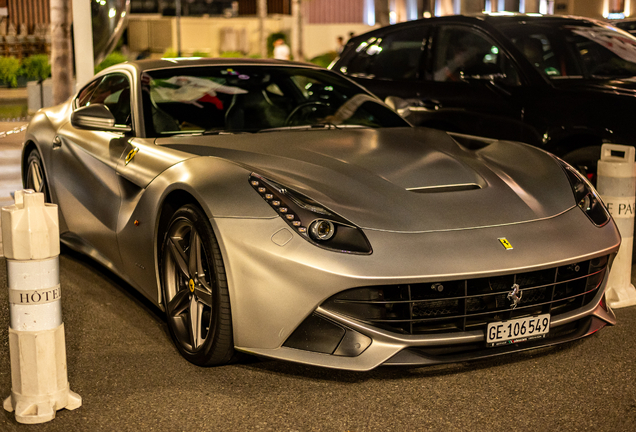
(486, 314, 550, 347)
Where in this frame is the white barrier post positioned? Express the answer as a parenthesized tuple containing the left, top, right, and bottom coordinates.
(1, 190, 81, 424)
(596, 144, 636, 308)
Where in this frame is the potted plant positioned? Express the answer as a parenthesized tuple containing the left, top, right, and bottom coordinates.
(95, 51, 128, 73)
(0, 56, 22, 88)
(21, 54, 51, 82)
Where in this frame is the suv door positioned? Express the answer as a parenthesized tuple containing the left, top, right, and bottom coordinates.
(339, 23, 533, 142)
(417, 24, 528, 140)
(338, 25, 431, 106)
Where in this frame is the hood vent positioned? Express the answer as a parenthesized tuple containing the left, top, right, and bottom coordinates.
(407, 183, 482, 194)
(448, 132, 495, 150)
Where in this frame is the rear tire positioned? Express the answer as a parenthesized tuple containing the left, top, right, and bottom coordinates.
(560, 144, 602, 185)
(160, 204, 235, 366)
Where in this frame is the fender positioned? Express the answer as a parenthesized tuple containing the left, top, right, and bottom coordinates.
(116, 156, 276, 303)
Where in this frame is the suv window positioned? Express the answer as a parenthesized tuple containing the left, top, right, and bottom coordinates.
(497, 21, 636, 79)
(567, 29, 636, 78)
(78, 73, 132, 126)
(616, 21, 636, 32)
(430, 26, 520, 85)
(510, 33, 562, 77)
(344, 26, 429, 80)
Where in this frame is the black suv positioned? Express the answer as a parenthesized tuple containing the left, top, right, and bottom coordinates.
(333, 14, 636, 175)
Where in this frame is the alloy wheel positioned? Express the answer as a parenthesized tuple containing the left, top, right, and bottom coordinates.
(163, 217, 215, 351)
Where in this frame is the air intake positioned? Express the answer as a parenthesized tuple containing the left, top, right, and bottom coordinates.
(407, 184, 482, 193)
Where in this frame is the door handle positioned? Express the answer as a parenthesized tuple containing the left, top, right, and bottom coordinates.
(408, 100, 442, 112)
(385, 96, 442, 117)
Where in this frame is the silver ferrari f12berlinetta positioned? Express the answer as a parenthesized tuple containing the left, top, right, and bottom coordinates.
(22, 58, 620, 370)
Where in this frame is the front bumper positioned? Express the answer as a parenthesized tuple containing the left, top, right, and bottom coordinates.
(212, 206, 620, 371)
(243, 275, 615, 370)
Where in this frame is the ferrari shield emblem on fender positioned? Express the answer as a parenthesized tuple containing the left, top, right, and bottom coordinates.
(498, 238, 513, 250)
(125, 147, 139, 165)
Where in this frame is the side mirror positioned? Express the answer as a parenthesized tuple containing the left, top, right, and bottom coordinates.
(384, 96, 441, 117)
(384, 96, 408, 112)
(385, 96, 418, 116)
(71, 104, 131, 133)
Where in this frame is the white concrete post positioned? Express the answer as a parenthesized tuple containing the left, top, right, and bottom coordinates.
(597, 144, 636, 308)
(1, 190, 81, 424)
(72, 0, 94, 90)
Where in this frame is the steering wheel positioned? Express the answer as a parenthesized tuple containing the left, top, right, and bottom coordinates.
(285, 101, 330, 126)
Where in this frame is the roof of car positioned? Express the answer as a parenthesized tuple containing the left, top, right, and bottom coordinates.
(480, 13, 602, 26)
(613, 18, 636, 25)
(126, 57, 322, 73)
(356, 13, 597, 32)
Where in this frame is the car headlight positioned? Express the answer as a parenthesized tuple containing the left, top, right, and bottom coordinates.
(553, 156, 610, 227)
(249, 173, 372, 254)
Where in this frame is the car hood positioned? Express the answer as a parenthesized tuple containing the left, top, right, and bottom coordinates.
(157, 127, 576, 232)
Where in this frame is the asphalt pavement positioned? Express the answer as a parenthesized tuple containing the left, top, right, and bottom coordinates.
(0, 121, 635, 431)
(0, 251, 635, 432)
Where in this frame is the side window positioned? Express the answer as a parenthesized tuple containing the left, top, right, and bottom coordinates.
(343, 37, 378, 77)
(86, 73, 132, 126)
(76, 79, 100, 108)
(344, 27, 429, 80)
(511, 34, 562, 77)
(431, 26, 520, 85)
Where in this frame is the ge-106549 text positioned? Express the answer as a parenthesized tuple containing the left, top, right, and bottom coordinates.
(487, 314, 550, 347)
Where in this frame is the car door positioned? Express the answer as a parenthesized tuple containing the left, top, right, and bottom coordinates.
(339, 25, 432, 108)
(413, 24, 528, 141)
(50, 72, 133, 271)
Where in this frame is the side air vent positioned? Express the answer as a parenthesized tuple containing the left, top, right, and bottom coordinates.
(407, 184, 482, 194)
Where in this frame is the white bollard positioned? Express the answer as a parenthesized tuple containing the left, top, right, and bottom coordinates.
(596, 144, 636, 308)
(1, 190, 81, 424)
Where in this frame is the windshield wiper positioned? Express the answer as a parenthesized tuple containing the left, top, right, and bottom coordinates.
(202, 129, 254, 135)
(257, 123, 340, 133)
(591, 74, 635, 80)
(256, 122, 389, 133)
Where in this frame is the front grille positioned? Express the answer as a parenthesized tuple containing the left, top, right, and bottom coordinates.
(384, 317, 596, 366)
(322, 256, 609, 335)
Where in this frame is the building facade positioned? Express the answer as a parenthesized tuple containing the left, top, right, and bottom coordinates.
(130, 0, 291, 15)
(1, 0, 50, 33)
(128, 1, 636, 24)
(3, 0, 636, 63)
(1, 0, 51, 59)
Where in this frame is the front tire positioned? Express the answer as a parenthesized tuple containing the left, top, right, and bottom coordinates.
(161, 204, 235, 366)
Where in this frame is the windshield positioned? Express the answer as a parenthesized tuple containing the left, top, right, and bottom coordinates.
(497, 20, 636, 79)
(141, 66, 408, 136)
